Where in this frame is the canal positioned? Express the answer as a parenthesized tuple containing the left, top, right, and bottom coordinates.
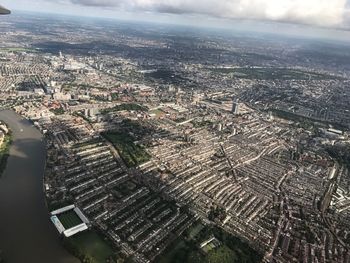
(0, 110, 78, 263)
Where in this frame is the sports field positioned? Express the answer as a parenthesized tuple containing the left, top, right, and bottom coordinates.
(57, 210, 83, 229)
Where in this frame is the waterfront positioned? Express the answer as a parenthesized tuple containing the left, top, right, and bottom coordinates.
(0, 110, 78, 263)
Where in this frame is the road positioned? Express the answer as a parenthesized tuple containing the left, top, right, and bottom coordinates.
(0, 110, 78, 263)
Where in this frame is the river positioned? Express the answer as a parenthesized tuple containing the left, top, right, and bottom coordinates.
(0, 110, 78, 263)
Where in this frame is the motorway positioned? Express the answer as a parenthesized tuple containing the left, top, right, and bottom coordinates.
(0, 110, 78, 263)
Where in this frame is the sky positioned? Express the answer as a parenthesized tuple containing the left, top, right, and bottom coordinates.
(2, 0, 350, 40)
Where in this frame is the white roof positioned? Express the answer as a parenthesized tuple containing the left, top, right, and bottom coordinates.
(51, 204, 75, 215)
(63, 223, 88, 237)
(51, 215, 65, 234)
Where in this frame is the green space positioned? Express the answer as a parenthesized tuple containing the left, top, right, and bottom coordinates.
(63, 230, 116, 263)
(50, 107, 65, 115)
(57, 210, 83, 229)
(101, 103, 148, 114)
(0, 132, 12, 176)
(156, 221, 262, 263)
(118, 119, 156, 140)
(102, 131, 151, 167)
(271, 108, 347, 131)
(191, 120, 213, 128)
(206, 246, 238, 263)
(326, 144, 350, 169)
(201, 239, 220, 254)
(156, 238, 202, 263)
(211, 67, 341, 80)
(187, 223, 205, 240)
(146, 69, 189, 85)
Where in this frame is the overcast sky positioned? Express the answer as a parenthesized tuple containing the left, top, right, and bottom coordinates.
(2, 0, 350, 40)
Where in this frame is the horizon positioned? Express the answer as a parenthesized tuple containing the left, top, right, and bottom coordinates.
(5, 8, 350, 45)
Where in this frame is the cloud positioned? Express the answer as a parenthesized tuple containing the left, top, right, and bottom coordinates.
(66, 0, 349, 28)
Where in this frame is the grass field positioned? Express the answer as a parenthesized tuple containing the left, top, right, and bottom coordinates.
(102, 131, 151, 167)
(58, 210, 83, 229)
(66, 231, 115, 263)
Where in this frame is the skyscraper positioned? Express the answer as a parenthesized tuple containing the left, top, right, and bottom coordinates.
(232, 99, 240, 115)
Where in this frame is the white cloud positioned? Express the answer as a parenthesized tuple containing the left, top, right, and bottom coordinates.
(67, 0, 350, 28)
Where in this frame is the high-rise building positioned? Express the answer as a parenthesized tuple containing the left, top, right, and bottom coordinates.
(232, 99, 240, 114)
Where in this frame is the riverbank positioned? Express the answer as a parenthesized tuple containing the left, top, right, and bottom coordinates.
(0, 131, 12, 176)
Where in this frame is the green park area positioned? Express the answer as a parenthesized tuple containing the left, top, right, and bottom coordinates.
(0, 133, 12, 176)
(101, 103, 148, 114)
(102, 131, 151, 167)
(155, 221, 262, 263)
(206, 246, 238, 262)
(211, 67, 341, 80)
(50, 107, 65, 115)
(326, 144, 350, 169)
(191, 120, 213, 128)
(63, 231, 115, 263)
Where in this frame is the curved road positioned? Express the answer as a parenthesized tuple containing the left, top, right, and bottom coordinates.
(0, 110, 78, 263)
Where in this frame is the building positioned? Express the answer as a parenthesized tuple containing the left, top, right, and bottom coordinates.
(232, 99, 240, 115)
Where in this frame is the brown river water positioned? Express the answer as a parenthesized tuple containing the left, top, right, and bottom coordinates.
(0, 110, 78, 263)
